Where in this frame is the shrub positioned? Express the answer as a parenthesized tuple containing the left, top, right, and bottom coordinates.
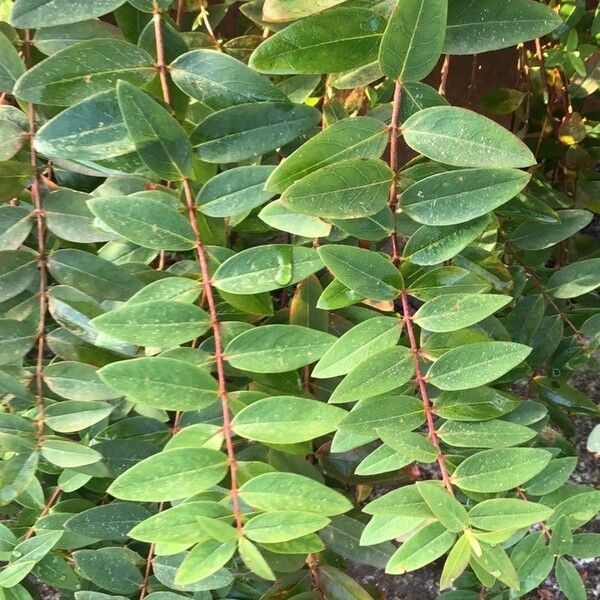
(0, 0, 598, 599)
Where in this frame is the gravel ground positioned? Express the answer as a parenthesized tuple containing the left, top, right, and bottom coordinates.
(351, 369, 600, 600)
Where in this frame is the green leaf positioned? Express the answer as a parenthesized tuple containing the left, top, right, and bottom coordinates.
(41, 439, 103, 468)
(509, 209, 592, 250)
(91, 301, 210, 348)
(127, 277, 199, 305)
(379, 0, 447, 82)
(232, 396, 346, 443)
(413, 293, 511, 333)
(45, 189, 116, 243)
(48, 249, 142, 301)
(450, 448, 552, 492)
(244, 511, 330, 543)
(0, 250, 38, 303)
(416, 482, 469, 533)
(547, 258, 600, 299)
(0, 319, 36, 366)
(409, 266, 491, 301)
(239, 472, 352, 516)
(175, 539, 236, 585)
(0, 205, 32, 251)
(170, 49, 287, 111)
(88, 194, 195, 250)
(556, 558, 586, 600)
(320, 564, 375, 600)
(197, 166, 276, 218)
(107, 448, 228, 501)
(33, 19, 122, 55)
(266, 117, 389, 194)
(14, 40, 154, 106)
(444, 0, 563, 55)
(386, 522, 456, 574)
(440, 534, 471, 589)
(0, 453, 38, 506)
(364, 484, 433, 517)
(402, 106, 536, 168)
(320, 514, 395, 569)
(378, 430, 437, 463)
(468, 499, 552, 531)
(262, 0, 348, 22)
(280, 158, 393, 220)
(212, 245, 323, 294)
(0, 531, 62, 588)
(98, 357, 217, 411)
(338, 394, 424, 437)
(437, 419, 536, 448)
(34, 90, 145, 176)
(11, 0, 127, 27)
(426, 341, 532, 390)
(473, 542, 520, 590)
(313, 316, 402, 379)
(403, 217, 489, 265)
(546, 491, 600, 530)
(193, 102, 320, 163)
(0, 119, 25, 161)
(437, 388, 518, 423)
(0, 31, 25, 93)
(318, 245, 402, 301)
(401, 168, 530, 225)
(65, 503, 151, 540)
(400, 81, 448, 121)
(0, 161, 34, 203)
(128, 501, 230, 544)
(225, 324, 335, 373)
(238, 538, 276, 579)
(356, 443, 413, 475)
(259, 200, 332, 238)
(249, 8, 386, 75)
(166, 424, 224, 451)
(45, 400, 113, 433)
(73, 548, 143, 595)
(523, 457, 578, 496)
(117, 80, 192, 180)
(152, 553, 233, 592)
(571, 533, 600, 559)
(329, 346, 414, 404)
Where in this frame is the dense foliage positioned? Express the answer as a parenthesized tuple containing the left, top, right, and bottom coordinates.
(0, 0, 599, 599)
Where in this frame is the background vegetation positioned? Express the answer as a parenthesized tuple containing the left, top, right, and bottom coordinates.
(0, 0, 598, 599)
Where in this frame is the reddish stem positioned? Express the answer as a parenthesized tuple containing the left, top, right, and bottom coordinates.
(181, 179, 244, 533)
(25, 486, 61, 539)
(23, 30, 47, 445)
(401, 293, 454, 495)
(151, 10, 244, 534)
(438, 54, 451, 97)
(388, 81, 402, 264)
(388, 81, 453, 495)
(152, 9, 172, 107)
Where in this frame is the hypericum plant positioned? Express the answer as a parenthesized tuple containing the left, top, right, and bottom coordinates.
(0, 0, 598, 598)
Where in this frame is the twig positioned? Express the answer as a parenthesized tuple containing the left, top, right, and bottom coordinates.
(306, 553, 325, 600)
(438, 54, 451, 97)
(137, 11, 245, 594)
(388, 81, 454, 494)
(152, 7, 243, 534)
(25, 486, 61, 539)
(401, 293, 454, 495)
(388, 81, 402, 264)
(23, 30, 48, 446)
(502, 234, 588, 349)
